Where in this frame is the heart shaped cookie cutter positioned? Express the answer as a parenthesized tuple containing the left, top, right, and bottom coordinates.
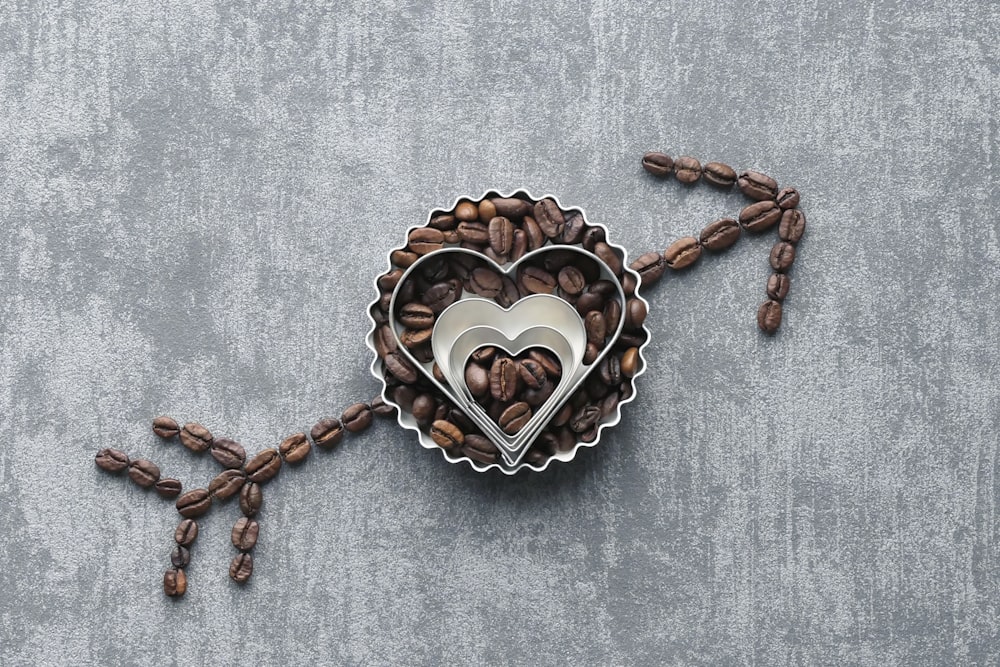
(366, 190, 651, 474)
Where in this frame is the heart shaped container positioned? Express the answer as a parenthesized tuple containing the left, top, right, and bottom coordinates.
(365, 190, 651, 474)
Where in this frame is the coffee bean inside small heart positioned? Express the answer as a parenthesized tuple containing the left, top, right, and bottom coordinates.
(463, 347, 563, 435)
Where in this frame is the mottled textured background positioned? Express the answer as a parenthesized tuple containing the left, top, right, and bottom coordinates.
(1, 1, 998, 665)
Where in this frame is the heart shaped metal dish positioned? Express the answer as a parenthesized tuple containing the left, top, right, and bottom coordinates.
(365, 190, 651, 474)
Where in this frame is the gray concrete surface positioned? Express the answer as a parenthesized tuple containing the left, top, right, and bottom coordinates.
(1, 1, 998, 665)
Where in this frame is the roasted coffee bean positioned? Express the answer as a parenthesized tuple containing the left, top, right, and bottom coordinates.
(170, 545, 190, 569)
(469, 267, 503, 298)
(625, 298, 648, 329)
(422, 281, 460, 313)
(583, 343, 600, 365)
(739, 200, 781, 232)
(520, 266, 556, 294)
(310, 418, 344, 449)
(491, 197, 533, 219)
(534, 199, 565, 238)
(179, 422, 212, 453)
(767, 273, 791, 301)
(390, 248, 418, 268)
(245, 449, 282, 484)
(465, 363, 490, 398)
(462, 434, 498, 465)
(557, 266, 586, 295)
(430, 420, 464, 449)
(374, 325, 397, 359)
(371, 395, 395, 418)
(378, 268, 404, 292)
(582, 226, 605, 252)
(777, 187, 800, 210)
(478, 199, 497, 223)
(575, 291, 604, 316)
(619, 331, 647, 349)
(628, 251, 666, 286)
(174, 519, 198, 546)
(384, 351, 418, 384)
(779, 209, 806, 244)
(457, 221, 490, 245)
(490, 356, 520, 402)
(604, 299, 622, 336)
(128, 459, 160, 488)
(703, 161, 737, 187)
(497, 275, 520, 307)
(542, 249, 577, 274)
(342, 402, 374, 433)
(411, 393, 437, 425)
(240, 482, 263, 517)
(400, 328, 432, 348)
(529, 349, 562, 379)
(498, 402, 532, 435)
(569, 405, 601, 433)
(429, 213, 458, 230)
(700, 218, 741, 251)
(410, 342, 435, 364)
(584, 311, 607, 346)
(590, 280, 618, 298)
(664, 237, 702, 270)
(209, 469, 246, 501)
(673, 156, 702, 183)
(232, 517, 259, 551)
(642, 151, 674, 177)
(623, 272, 637, 296)
(454, 200, 478, 221)
(392, 386, 418, 413)
(408, 227, 444, 255)
(594, 242, 623, 277)
(769, 242, 796, 272)
(599, 356, 622, 385)
(229, 553, 253, 584)
(585, 373, 611, 399)
(524, 380, 556, 408)
(155, 478, 183, 499)
(176, 488, 212, 518)
(599, 392, 620, 419)
(447, 408, 475, 434)
(523, 216, 545, 250)
(211, 438, 246, 469)
(152, 416, 180, 439)
(621, 347, 640, 378)
(757, 299, 783, 334)
(561, 213, 586, 244)
(398, 303, 435, 329)
(163, 568, 187, 597)
(488, 216, 515, 255)
(518, 359, 547, 390)
(738, 170, 778, 201)
(95, 448, 129, 473)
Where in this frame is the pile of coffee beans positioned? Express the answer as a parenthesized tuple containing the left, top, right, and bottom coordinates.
(95, 404, 386, 598)
(370, 193, 648, 469)
(640, 152, 805, 333)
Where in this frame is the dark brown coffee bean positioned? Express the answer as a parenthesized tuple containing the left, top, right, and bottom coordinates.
(757, 299, 783, 334)
(518, 359, 547, 390)
(232, 517, 259, 551)
(430, 420, 464, 449)
(777, 187, 800, 210)
(534, 199, 565, 238)
(520, 266, 556, 294)
(174, 519, 198, 546)
(491, 197, 533, 219)
(599, 356, 622, 385)
(584, 311, 607, 346)
(623, 272, 637, 296)
(310, 418, 344, 449)
(599, 392, 620, 419)
(378, 268, 404, 292)
(569, 405, 601, 433)
(462, 434, 498, 465)
(170, 545, 190, 569)
(779, 209, 806, 244)
(738, 170, 778, 201)
(593, 241, 623, 277)
(621, 347, 640, 378)
(457, 221, 490, 245)
(767, 273, 791, 301)
(522, 216, 545, 250)
(477, 199, 497, 223)
(628, 251, 666, 286)
(176, 488, 212, 518)
(739, 200, 781, 232)
(488, 216, 515, 255)
(429, 213, 458, 230)
(384, 351, 418, 384)
(390, 248, 418, 268)
(409, 395, 435, 426)
(498, 402, 532, 434)
(583, 343, 599, 365)
(240, 482, 262, 517)
(152, 416, 180, 439)
(582, 226, 605, 252)
(179, 422, 212, 453)
(372, 395, 395, 417)
(604, 299, 622, 336)
(509, 229, 528, 262)
(769, 242, 796, 272)
(664, 237, 702, 270)
(398, 303, 435, 329)
(411, 341, 436, 364)
(422, 281, 460, 313)
(557, 266, 586, 295)
(211, 438, 246, 469)
(575, 291, 604, 316)
(374, 324, 397, 359)
(209, 469, 246, 501)
(408, 227, 444, 255)
(245, 449, 282, 484)
(561, 213, 586, 244)
(465, 363, 490, 398)
(155, 478, 183, 498)
(673, 155, 702, 183)
(703, 162, 737, 187)
(589, 280, 618, 298)
(95, 448, 129, 473)
(529, 349, 562, 379)
(641, 151, 674, 177)
(490, 356, 521, 402)
(342, 403, 374, 433)
(229, 553, 253, 584)
(625, 298, 648, 329)
(454, 200, 478, 221)
(400, 328, 432, 349)
(127, 459, 160, 488)
(700, 218, 741, 251)
(163, 568, 187, 597)
(470, 267, 503, 298)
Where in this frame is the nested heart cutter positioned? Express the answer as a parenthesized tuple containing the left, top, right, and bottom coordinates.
(366, 190, 651, 473)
